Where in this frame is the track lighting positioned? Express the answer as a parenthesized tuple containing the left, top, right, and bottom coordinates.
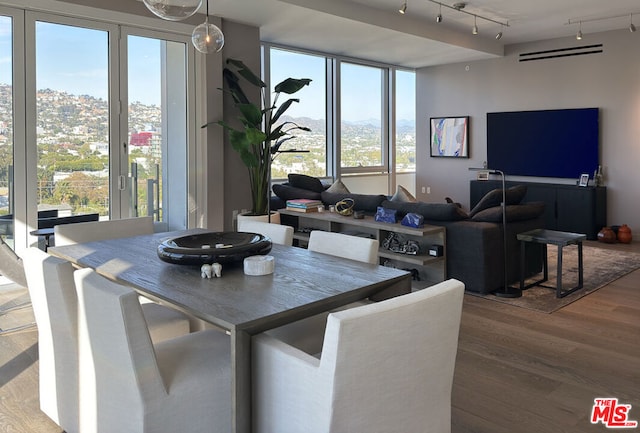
(495, 24, 503, 40)
(472, 15, 478, 35)
(436, 3, 442, 22)
(576, 21, 583, 40)
(399, 1, 407, 14)
(630, 14, 636, 32)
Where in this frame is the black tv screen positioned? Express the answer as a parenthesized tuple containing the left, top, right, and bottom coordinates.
(487, 108, 599, 178)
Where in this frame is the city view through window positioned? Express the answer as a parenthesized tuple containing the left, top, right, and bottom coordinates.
(268, 48, 416, 180)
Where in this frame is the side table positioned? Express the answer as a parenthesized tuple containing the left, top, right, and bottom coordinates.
(30, 227, 55, 251)
(517, 229, 587, 298)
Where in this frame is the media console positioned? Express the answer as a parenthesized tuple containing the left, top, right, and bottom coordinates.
(470, 180, 606, 240)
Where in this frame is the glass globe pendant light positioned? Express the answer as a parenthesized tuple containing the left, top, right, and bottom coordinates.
(192, 1, 224, 53)
(143, 0, 202, 21)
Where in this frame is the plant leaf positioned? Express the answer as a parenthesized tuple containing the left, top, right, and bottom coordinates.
(272, 98, 299, 124)
(237, 103, 262, 127)
(274, 78, 312, 94)
(227, 58, 265, 88)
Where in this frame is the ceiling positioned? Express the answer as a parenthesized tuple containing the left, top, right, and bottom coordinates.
(208, 0, 640, 68)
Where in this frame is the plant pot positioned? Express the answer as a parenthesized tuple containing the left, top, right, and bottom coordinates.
(237, 211, 281, 227)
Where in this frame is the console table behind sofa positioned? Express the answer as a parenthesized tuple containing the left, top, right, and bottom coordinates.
(471, 180, 606, 240)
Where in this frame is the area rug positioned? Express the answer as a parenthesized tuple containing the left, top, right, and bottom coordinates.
(471, 245, 640, 313)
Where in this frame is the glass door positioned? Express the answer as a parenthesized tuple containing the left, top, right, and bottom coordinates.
(0, 14, 15, 246)
(124, 31, 189, 231)
(34, 19, 111, 219)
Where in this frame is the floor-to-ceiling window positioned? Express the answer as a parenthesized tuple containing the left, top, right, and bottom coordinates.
(340, 62, 385, 171)
(264, 44, 416, 193)
(268, 48, 327, 179)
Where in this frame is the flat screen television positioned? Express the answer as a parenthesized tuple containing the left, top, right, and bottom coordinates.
(487, 108, 599, 179)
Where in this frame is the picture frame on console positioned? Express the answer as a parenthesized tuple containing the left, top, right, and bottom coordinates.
(579, 173, 589, 187)
(430, 116, 469, 158)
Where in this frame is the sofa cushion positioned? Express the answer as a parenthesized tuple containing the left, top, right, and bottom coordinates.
(288, 174, 326, 193)
(326, 179, 351, 194)
(273, 183, 322, 201)
(380, 200, 469, 221)
(471, 201, 545, 223)
(321, 192, 387, 213)
(390, 185, 417, 203)
(469, 185, 527, 217)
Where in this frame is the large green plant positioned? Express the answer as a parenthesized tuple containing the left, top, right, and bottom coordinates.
(210, 58, 311, 215)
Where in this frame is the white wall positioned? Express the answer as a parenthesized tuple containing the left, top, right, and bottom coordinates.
(416, 29, 640, 233)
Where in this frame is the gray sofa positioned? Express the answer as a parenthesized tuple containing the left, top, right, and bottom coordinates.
(272, 176, 545, 294)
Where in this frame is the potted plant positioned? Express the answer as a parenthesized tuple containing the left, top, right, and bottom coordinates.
(208, 58, 311, 216)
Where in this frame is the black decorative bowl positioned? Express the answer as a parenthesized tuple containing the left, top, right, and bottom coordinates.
(157, 231, 272, 265)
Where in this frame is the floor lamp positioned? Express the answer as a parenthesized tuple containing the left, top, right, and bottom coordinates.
(469, 167, 522, 298)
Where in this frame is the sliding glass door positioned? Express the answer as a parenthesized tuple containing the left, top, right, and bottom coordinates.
(2, 8, 196, 249)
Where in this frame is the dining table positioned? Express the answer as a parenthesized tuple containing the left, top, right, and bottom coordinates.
(49, 228, 412, 433)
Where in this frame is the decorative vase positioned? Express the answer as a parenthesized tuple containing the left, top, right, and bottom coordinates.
(597, 226, 616, 243)
(617, 224, 633, 244)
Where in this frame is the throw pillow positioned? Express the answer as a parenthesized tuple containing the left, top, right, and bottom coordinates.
(272, 183, 322, 201)
(390, 185, 417, 203)
(326, 179, 351, 194)
(288, 173, 325, 193)
(469, 185, 527, 217)
(471, 202, 545, 223)
(380, 200, 469, 221)
(320, 192, 387, 213)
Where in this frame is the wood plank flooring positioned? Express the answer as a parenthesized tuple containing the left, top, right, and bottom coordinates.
(1, 241, 638, 433)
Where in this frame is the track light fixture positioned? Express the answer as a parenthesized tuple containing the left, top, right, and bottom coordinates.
(567, 12, 640, 38)
(495, 24, 503, 40)
(424, 1, 509, 36)
(399, 1, 407, 14)
(576, 21, 583, 40)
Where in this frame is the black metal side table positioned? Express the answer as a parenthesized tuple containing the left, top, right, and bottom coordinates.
(517, 229, 587, 298)
(30, 227, 55, 251)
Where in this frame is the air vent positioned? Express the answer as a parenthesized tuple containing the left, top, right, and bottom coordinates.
(519, 44, 603, 62)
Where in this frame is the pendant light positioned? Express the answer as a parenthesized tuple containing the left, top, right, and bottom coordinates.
(192, 0, 225, 54)
(630, 14, 636, 33)
(472, 15, 478, 35)
(576, 21, 583, 40)
(143, 0, 202, 21)
(436, 3, 443, 22)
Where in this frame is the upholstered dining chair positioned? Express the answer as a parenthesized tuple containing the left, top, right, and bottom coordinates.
(237, 219, 294, 246)
(53, 216, 154, 247)
(308, 230, 379, 264)
(252, 278, 465, 433)
(74, 268, 231, 433)
(22, 247, 192, 433)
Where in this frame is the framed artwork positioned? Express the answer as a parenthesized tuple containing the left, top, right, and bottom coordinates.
(430, 116, 469, 158)
(579, 173, 589, 187)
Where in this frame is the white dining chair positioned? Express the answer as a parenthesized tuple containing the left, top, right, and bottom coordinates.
(74, 267, 231, 433)
(308, 230, 379, 264)
(237, 219, 294, 246)
(53, 216, 154, 247)
(252, 278, 465, 433)
(22, 247, 192, 433)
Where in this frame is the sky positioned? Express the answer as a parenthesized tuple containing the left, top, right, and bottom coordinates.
(0, 17, 415, 122)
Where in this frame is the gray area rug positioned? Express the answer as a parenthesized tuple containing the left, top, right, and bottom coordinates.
(471, 245, 640, 313)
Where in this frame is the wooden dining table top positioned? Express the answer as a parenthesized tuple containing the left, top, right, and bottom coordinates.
(49, 228, 411, 333)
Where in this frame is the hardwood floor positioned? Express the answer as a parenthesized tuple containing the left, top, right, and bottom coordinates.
(1, 241, 638, 433)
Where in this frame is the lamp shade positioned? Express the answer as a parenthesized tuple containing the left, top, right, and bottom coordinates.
(143, 0, 202, 21)
(192, 19, 225, 53)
